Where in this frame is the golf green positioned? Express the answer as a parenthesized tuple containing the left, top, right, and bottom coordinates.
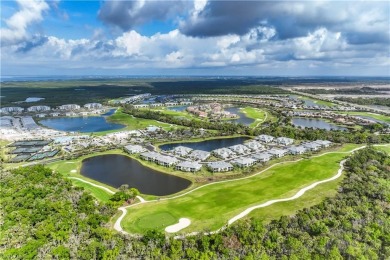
(121, 149, 357, 234)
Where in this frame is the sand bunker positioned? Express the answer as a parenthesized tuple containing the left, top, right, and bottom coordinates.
(70, 170, 77, 173)
(165, 218, 191, 233)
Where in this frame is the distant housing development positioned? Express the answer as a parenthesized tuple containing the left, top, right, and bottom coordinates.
(1, 107, 24, 114)
(27, 106, 51, 112)
(84, 103, 103, 109)
(58, 104, 81, 110)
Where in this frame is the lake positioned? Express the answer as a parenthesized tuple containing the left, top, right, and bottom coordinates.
(290, 95, 327, 108)
(40, 115, 124, 132)
(167, 105, 188, 112)
(292, 117, 347, 131)
(354, 115, 389, 126)
(102, 108, 117, 116)
(225, 107, 254, 126)
(159, 136, 251, 152)
(80, 154, 191, 196)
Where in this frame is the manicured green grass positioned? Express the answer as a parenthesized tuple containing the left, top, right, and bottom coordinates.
(249, 144, 389, 223)
(121, 147, 360, 234)
(135, 211, 177, 230)
(299, 96, 337, 107)
(71, 179, 112, 202)
(240, 107, 267, 127)
(376, 145, 390, 154)
(146, 107, 195, 120)
(335, 143, 362, 152)
(0, 139, 11, 147)
(248, 174, 343, 223)
(104, 108, 176, 133)
(0, 140, 12, 163)
(335, 111, 390, 123)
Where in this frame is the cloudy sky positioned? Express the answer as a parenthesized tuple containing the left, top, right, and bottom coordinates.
(1, 0, 389, 76)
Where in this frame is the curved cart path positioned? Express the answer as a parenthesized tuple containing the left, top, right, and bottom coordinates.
(227, 158, 346, 225)
(68, 177, 146, 201)
(67, 144, 389, 236)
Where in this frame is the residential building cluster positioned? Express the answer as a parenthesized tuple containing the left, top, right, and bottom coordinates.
(132, 101, 193, 109)
(123, 136, 333, 173)
(111, 93, 151, 104)
(0, 116, 64, 141)
(1, 103, 107, 119)
(186, 103, 238, 119)
(192, 94, 366, 112)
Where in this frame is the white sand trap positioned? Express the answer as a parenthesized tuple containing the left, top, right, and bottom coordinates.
(70, 170, 77, 173)
(65, 162, 75, 164)
(165, 218, 191, 233)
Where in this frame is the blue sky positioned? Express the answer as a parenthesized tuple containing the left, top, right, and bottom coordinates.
(1, 0, 389, 76)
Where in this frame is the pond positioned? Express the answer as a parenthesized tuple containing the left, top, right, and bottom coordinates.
(292, 117, 347, 131)
(354, 115, 389, 126)
(368, 105, 390, 112)
(40, 115, 125, 133)
(102, 108, 117, 116)
(80, 154, 191, 196)
(159, 136, 251, 152)
(167, 105, 188, 112)
(290, 95, 327, 108)
(225, 107, 254, 126)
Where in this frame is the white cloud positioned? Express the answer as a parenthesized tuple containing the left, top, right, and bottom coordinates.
(1, 18, 389, 75)
(115, 30, 148, 56)
(0, 0, 49, 45)
(217, 35, 240, 49)
(293, 28, 347, 59)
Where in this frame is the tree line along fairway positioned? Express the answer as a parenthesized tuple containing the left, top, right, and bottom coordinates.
(121, 146, 362, 234)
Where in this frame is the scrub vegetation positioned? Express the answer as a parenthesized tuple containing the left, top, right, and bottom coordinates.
(1, 79, 287, 107)
(2, 147, 388, 259)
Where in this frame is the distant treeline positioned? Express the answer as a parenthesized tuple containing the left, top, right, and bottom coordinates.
(1, 79, 287, 108)
(123, 106, 390, 144)
(148, 80, 288, 95)
(2, 147, 388, 259)
(300, 87, 389, 95)
(335, 97, 390, 107)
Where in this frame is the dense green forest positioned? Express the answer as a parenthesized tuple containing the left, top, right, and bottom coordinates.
(1, 147, 389, 259)
(1, 79, 287, 108)
(123, 106, 390, 144)
(335, 97, 390, 107)
(299, 87, 389, 95)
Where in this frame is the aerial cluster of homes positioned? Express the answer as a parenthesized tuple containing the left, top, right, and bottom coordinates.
(192, 94, 359, 111)
(124, 136, 333, 173)
(132, 101, 193, 109)
(186, 103, 238, 119)
(0, 103, 105, 118)
(111, 93, 152, 104)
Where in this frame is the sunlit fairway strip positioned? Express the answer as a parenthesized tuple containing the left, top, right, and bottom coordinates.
(120, 144, 380, 235)
(298, 96, 337, 107)
(104, 108, 177, 132)
(240, 107, 268, 127)
(70, 178, 113, 202)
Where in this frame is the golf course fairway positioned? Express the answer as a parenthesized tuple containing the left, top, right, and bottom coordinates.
(121, 146, 363, 235)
